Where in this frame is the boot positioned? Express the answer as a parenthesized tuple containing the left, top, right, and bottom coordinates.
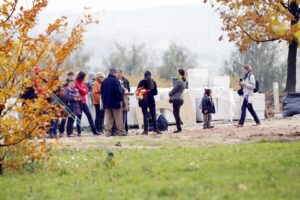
(141, 131, 148, 135)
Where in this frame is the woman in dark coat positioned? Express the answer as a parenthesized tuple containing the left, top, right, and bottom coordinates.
(137, 71, 162, 135)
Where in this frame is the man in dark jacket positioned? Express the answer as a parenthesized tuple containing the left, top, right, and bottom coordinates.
(101, 68, 126, 136)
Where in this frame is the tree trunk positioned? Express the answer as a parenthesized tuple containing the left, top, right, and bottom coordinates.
(285, 40, 297, 92)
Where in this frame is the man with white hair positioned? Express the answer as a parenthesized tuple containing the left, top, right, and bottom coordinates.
(101, 68, 126, 136)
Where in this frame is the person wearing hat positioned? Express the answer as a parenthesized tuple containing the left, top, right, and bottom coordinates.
(93, 72, 106, 133)
(137, 71, 162, 135)
(101, 68, 126, 136)
(237, 65, 261, 127)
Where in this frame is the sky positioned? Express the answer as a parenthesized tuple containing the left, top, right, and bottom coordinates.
(44, 0, 202, 12)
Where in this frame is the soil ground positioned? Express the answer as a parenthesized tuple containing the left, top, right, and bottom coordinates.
(55, 117, 300, 150)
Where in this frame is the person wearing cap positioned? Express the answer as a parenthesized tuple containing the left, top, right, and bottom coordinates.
(137, 71, 162, 135)
(237, 65, 261, 127)
(75, 71, 100, 136)
(101, 68, 126, 136)
(93, 72, 106, 133)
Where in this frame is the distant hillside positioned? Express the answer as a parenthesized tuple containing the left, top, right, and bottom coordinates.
(37, 5, 234, 72)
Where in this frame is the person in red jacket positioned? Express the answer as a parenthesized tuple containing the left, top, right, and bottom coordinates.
(75, 71, 100, 136)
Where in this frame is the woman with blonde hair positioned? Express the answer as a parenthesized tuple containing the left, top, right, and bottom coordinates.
(236, 65, 260, 127)
(93, 72, 106, 133)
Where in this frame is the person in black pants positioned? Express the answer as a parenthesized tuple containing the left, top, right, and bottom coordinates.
(169, 69, 187, 133)
(137, 71, 162, 135)
(93, 72, 106, 133)
(63, 80, 82, 137)
(75, 71, 100, 136)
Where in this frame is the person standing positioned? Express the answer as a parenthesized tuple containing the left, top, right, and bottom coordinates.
(201, 89, 215, 129)
(237, 65, 261, 127)
(137, 71, 162, 135)
(59, 71, 75, 136)
(75, 71, 100, 135)
(93, 72, 106, 133)
(120, 70, 131, 134)
(101, 68, 126, 137)
(169, 69, 187, 133)
(63, 80, 82, 137)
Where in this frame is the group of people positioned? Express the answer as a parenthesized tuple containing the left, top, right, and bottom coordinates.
(56, 68, 190, 137)
(21, 64, 261, 138)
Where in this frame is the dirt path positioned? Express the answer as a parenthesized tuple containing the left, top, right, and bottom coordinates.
(54, 118, 300, 150)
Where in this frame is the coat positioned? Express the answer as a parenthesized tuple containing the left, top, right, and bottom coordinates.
(137, 79, 158, 108)
(101, 75, 124, 109)
(63, 87, 82, 116)
(201, 94, 215, 114)
(242, 72, 256, 97)
(92, 80, 102, 105)
(169, 79, 186, 100)
(75, 79, 89, 104)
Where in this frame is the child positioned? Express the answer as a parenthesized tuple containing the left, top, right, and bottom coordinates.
(63, 80, 82, 137)
(201, 89, 215, 129)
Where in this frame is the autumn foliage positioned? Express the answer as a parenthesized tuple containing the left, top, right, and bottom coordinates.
(205, 0, 300, 92)
(0, 0, 96, 170)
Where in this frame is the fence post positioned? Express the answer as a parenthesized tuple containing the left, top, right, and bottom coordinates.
(273, 82, 280, 113)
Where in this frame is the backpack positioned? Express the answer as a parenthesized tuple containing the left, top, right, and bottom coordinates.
(253, 79, 259, 93)
(238, 75, 259, 96)
(148, 112, 169, 131)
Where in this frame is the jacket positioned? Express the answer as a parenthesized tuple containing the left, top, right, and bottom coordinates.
(101, 75, 124, 109)
(137, 79, 158, 108)
(169, 79, 186, 100)
(242, 72, 256, 97)
(75, 79, 89, 104)
(92, 80, 102, 105)
(63, 87, 82, 116)
(201, 94, 215, 114)
(122, 77, 131, 92)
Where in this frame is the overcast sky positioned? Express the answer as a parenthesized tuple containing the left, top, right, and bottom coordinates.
(44, 0, 202, 11)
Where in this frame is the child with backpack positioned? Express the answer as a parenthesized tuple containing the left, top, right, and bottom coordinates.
(63, 80, 82, 137)
(201, 89, 215, 129)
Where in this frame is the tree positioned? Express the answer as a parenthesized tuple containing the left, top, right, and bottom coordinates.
(223, 43, 287, 92)
(204, 0, 300, 92)
(103, 43, 148, 75)
(159, 43, 197, 80)
(65, 46, 92, 72)
(0, 0, 96, 170)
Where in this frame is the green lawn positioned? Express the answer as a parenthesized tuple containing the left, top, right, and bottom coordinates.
(0, 141, 299, 200)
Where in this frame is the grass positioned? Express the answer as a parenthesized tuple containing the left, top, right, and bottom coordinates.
(0, 141, 299, 200)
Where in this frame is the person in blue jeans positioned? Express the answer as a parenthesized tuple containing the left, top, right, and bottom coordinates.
(237, 65, 261, 127)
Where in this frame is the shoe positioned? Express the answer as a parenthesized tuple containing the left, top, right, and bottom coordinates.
(208, 126, 214, 129)
(173, 130, 182, 133)
(67, 134, 75, 137)
(117, 132, 127, 137)
(105, 132, 112, 137)
(156, 130, 162, 134)
(141, 131, 148, 135)
(253, 123, 261, 126)
(93, 131, 101, 135)
(203, 126, 208, 129)
(235, 124, 243, 128)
